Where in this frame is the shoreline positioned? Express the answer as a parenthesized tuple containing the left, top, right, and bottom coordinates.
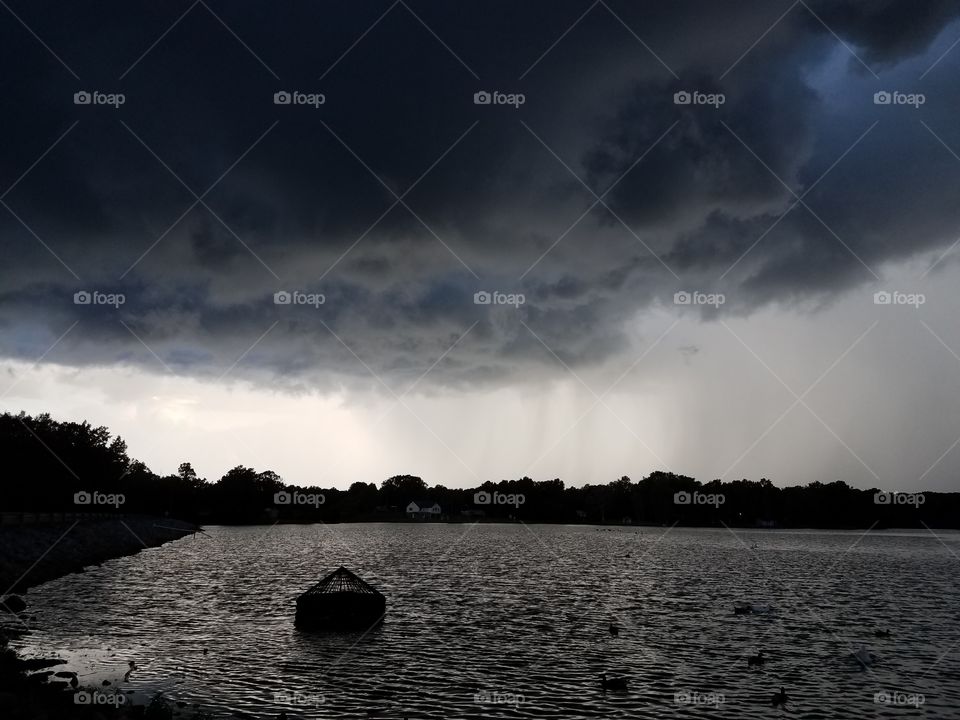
(207, 518, 960, 531)
(0, 517, 198, 719)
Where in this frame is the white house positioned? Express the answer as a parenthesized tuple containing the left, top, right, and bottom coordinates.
(406, 499, 441, 519)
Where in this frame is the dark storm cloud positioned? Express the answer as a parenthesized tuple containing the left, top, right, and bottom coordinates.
(802, 0, 960, 65)
(2, 0, 960, 386)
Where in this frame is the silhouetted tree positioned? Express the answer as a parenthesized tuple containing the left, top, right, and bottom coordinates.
(3, 411, 959, 529)
(380, 474, 428, 506)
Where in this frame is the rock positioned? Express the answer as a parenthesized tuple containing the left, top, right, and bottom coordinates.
(0, 595, 26, 613)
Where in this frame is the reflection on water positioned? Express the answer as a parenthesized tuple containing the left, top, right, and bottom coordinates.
(11, 524, 960, 718)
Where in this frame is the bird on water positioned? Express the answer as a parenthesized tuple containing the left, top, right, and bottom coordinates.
(600, 673, 628, 691)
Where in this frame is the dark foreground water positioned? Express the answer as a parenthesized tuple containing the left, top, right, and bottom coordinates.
(10, 524, 960, 718)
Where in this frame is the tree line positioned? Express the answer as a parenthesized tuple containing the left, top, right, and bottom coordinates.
(2, 411, 957, 528)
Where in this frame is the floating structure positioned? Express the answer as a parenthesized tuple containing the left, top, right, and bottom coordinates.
(295, 566, 386, 631)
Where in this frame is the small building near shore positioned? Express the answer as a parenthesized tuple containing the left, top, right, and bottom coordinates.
(406, 499, 441, 519)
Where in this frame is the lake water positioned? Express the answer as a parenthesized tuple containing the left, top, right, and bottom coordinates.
(10, 524, 960, 718)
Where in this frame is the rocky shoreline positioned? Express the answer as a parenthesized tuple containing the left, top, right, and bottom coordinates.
(0, 516, 198, 594)
(0, 517, 200, 719)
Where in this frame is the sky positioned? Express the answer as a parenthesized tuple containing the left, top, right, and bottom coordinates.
(2, 0, 960, 492)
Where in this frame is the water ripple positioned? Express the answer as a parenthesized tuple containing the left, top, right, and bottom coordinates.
(10, 525, 960, 719)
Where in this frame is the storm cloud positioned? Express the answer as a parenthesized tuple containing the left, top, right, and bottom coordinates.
(2, 0, 960, 390)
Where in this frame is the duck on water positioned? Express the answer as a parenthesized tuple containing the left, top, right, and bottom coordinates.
(599, 673, 628, 691)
